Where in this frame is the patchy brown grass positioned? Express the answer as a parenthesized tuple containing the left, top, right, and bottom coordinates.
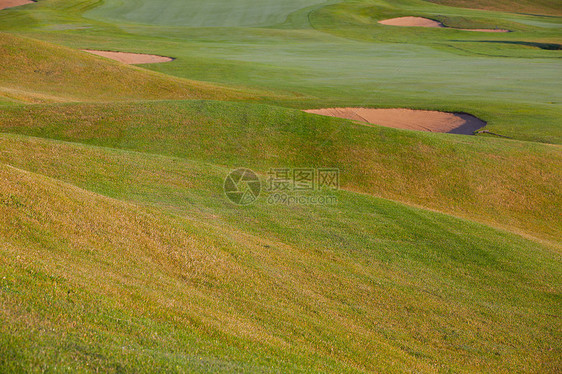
(0, 134, 560, 372)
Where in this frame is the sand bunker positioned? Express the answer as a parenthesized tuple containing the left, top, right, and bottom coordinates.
(379, 16, 444, 28)
(0, 0, 33, 10)
(379, 17, 509, 32)
(82, 50, 173, 64)
(304, 108, 486, 134)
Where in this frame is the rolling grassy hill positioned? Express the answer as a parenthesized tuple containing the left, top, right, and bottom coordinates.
(0, 32, 263, 103)
(0, 0, 561, 372)
(1, 132, 560, 372)
(0, 100, 560, 242)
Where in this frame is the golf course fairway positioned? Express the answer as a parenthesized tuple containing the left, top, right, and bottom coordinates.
(0, 0, 560, 372)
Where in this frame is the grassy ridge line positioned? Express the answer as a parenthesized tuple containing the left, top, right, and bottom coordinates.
(0, 162, 354, 373)
(0, 100, 560, 242)
(424, 0, 562, 16)
(0, 134, 560, 372)
(0, 162, 471, 374)
(0, 32, 268, 103)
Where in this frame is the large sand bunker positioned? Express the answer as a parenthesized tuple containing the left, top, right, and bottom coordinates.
(379, 17, 509, 32)
(304, 108, 486, 134)
(0, 0, 33, 10)
(83, 50, 174, 64)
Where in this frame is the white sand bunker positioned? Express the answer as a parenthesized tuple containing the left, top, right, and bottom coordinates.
(379, 17, 510, 32)
(83, 50, 173, 64)
(304, 108, 486, 134)
(0, 0, 33, 10)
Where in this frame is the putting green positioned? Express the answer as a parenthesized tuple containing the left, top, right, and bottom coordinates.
(85, 0, 331, 27)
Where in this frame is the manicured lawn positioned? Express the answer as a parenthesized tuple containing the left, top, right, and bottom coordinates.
(86, 0, 330, 27)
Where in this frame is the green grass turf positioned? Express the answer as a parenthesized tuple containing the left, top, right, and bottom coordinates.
(0, 0, 560, 142)
(0, 0, 561, 372)
(425, 0, 562, 16)
(0, 132, 560, 372)
(0, 32, 264, 103)
(85, 0, 331, 27)
(0, 100, 559, 242)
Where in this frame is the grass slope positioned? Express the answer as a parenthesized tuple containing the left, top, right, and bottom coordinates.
(0, 0, 560, 372)
(0, 132, 560, 372)
(425, 0, 562, 16)
(0, 33, 258, 103)
(0, 100, 560, 242)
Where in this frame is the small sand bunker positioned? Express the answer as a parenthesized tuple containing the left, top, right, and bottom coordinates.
(304, 108, 486, 134)
(83, 50, 173, 64)
(0, 0, 33, 10)
(379, 17, 509, 32)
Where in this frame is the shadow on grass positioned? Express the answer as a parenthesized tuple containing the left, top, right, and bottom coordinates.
(454, 40, 562, 50)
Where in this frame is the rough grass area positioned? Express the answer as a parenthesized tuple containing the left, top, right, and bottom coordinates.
(0, 33, 259, 103)
(0, 0, 560, 372)
(0, 133, 560, 373)
(0, 101, 560, 242)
